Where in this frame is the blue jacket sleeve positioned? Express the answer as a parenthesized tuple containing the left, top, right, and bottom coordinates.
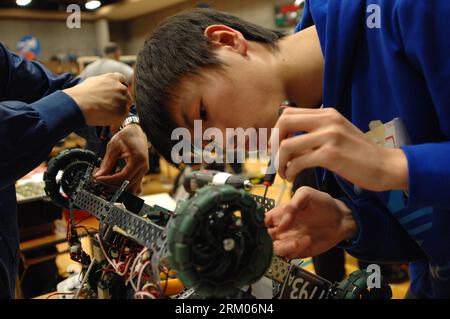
(0, 43, 81, 101)
(0, 43, 86, 189)
(337, 196, 425, 263)
(394, 0, 450, 210)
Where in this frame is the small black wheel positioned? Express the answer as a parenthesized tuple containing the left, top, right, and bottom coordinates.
(44, 149, 101, 209)
(333, 270, 392, 299)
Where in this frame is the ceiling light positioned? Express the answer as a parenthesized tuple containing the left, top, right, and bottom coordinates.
(16, 0, 32, 6)
(85, 1, 101, 10)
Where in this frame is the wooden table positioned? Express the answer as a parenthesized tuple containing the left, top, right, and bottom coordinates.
(17, 216, 99, 299)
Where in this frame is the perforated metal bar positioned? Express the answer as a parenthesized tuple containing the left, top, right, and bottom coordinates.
(251, 194, 297, 285)
(73, 190, 166, 250)
(74, 189, 289, 283)
(265, 256, 291, 284)
(252, 194, 276, 213)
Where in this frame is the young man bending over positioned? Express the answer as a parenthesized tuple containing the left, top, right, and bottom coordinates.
(135, 2, 450, 298)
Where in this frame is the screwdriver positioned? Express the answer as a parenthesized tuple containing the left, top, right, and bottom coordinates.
(262, 164, 275, 200)
(262, 100, 298, 200)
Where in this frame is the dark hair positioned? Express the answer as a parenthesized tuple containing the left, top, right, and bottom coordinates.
(135, 8, 285, 166)
(104, 42, 120, 55)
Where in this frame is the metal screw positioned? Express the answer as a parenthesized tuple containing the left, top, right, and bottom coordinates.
(223, 238, 235, 251)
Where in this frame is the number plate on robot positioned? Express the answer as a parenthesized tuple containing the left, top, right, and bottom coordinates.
(279, 265, 332, 299)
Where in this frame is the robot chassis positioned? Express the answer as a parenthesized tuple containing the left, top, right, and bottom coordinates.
(43, 149, 392, 300)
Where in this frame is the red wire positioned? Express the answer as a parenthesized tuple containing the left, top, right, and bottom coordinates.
(46, 292, 75, 299)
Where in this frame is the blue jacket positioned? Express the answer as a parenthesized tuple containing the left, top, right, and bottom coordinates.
(0, 43, 87, 298)
(299, 0, 450, 298)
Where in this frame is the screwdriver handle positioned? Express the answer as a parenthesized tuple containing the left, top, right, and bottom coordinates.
(263, 160, 277, 187)
(263, 101, 298, 188)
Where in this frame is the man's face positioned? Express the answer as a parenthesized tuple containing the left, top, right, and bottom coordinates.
(168, 42, 286, 150)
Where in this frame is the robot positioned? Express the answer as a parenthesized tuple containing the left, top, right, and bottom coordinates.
(43, 149, 392, 300)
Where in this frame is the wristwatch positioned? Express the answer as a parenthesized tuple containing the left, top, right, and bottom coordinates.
(119, 115, 140, 131)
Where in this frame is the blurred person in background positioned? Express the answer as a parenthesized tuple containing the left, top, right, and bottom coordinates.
(80, 42, 133, 84)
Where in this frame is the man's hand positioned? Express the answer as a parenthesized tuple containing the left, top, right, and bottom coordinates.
(93, 124, 149, 194)
(64, 73, 132, 127)
(265, 187, 357, 259)
(271, 107, 409, 192)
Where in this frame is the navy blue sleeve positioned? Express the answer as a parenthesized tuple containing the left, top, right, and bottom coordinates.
(393, 0, 450, 210)
(0, 43, 81, 101)
(337, 196, 426, 263)
(0, 43, 86, 189)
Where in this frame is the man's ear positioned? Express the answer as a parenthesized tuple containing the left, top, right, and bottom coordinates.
(204, 25, 248, 56)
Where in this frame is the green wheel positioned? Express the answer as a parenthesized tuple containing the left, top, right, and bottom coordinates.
(333, 270, 392, 299)
(168, 185, 273, 298)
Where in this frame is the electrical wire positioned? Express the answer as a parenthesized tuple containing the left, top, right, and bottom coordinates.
(161, 267, 170, 298)
(136, 260, 151, 292)
(75, 214, 92, 226)
(263, 185, 269, 200)
(136, 283, 160, 299)
(94, 235, 161, 298)
(134, 291, 156, 299)
(74, 257, 96, 299)
(126, 247, 149, 291)
(74, 226, 97, 239)
(141, 283, 158, 292)
(96, 234, 118, 270)
(96, 233, 135, 277)
(46, 292, 75, 299)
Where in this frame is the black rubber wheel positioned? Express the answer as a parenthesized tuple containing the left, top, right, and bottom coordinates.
(44, 149, 100, 209)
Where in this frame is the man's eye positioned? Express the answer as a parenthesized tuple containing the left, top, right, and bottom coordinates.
(200, 103, 208, 121)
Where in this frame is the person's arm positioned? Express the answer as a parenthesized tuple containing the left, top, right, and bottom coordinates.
(275, 1, 450, 210)
(0, 44, 82, 101)
(393, 0, 450, 210)
(0, 44, 85, 188)
(0, 98, 85, 190)
(0, 43, 130, 189)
